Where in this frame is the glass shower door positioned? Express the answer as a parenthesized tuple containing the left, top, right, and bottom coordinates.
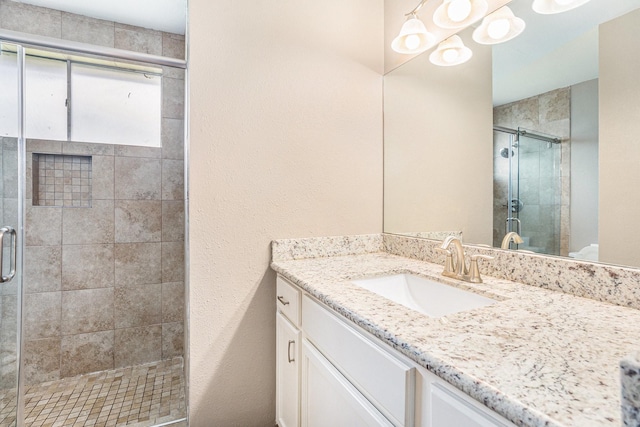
(511, 130, 562, 255)
(0, 41, 25, 427)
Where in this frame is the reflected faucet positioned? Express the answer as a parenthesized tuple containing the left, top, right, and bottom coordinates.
(501, 232, 524, 249)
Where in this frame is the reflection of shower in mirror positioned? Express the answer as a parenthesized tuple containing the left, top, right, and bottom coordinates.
(499, 147, 514, 158)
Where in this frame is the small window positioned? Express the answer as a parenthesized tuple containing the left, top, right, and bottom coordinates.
(0, 45, 162, 147)
(70, 63, 161, 147)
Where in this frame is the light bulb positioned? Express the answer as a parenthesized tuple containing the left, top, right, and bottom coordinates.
(442, 48, 460, 63)
(447, 0, 472, 22)
(487, 18, 511, 40)
(404, 34, 421, 50)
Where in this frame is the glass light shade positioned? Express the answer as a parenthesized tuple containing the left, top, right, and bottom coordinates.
(532, 0, 591, 14)
(433, 0, 489, 29)
(391, 15, 436, 54)
(472, 6, 526, 45)
(429, 35, 473, 66)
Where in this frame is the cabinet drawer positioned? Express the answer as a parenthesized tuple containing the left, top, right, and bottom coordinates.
(277, 276, 301, 327)
(303, 295, 415, 427)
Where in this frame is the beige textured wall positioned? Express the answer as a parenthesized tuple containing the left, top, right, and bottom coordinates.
(599, 9, 640, 265)
(188, 0, 384, 425)
(383, 29, 493, 246)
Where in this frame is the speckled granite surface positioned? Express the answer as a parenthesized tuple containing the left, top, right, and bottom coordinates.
(271, 234, 382, 261)
(384, 233, 640, 311)
(271, 235, 640, 427)
(621, 352, 640, 427)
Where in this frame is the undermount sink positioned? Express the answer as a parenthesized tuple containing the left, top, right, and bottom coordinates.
(351, 274, 496, 318)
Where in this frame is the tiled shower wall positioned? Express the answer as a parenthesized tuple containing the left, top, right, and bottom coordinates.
(0, 0, 186, 384)
(493, 87, 571, 256)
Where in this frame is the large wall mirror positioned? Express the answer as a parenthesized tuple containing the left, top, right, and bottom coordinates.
(384, 0, 640, 268)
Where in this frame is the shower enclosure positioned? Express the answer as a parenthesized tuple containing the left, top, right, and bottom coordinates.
(493, 126, 563, 255)
(0, 5, 187, 424)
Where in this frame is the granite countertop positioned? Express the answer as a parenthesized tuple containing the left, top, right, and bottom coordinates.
(271, 251, 640, 427)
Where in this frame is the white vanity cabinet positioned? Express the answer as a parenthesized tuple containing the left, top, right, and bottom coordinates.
(275, 274, 516, 427)
(276, 277, 302, 427)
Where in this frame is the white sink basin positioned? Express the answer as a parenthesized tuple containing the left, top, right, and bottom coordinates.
(351, 274, 496, 318)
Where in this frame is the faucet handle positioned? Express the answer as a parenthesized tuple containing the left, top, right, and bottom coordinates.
(437, 247, 455, 275)
(468, 254, 494, 283)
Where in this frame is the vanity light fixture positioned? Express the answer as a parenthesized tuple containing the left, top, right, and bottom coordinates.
(391, 13, 437, 54)
(433, 0, 489, 29)
(472, 6, 525, 45)
(532, 0, 591, 14)
(429, 35, 473, 66)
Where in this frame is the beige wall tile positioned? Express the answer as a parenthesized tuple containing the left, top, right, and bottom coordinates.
(61, 288, 114, 335)
(0, 1, 61, 37)
(161, 119, 184, 160)
(0, 295, 17, 343)
(114, 325, 162, 368)
(62, 142, 114, 156)
(61, 244, 114, 290)
(26, 139, 62, 154)
(162, 78, 185, 120)
(162, 322, 184, 359)
(24, 246, 62, 293)
(115, 157, 161, 200)
(92, 155, 115, 200)
(114, 145, 162, 159)
(24, 292, 61, 340)
(60, 331, 114, 378)
(115, 200, 162, 243)
(161, 282, 184, 323)
(26, 206, 62, 246)
(162, 33, 185, 60)
(162, 242, 184, 283)
(114, 284, 162, 329)
(61, 12, 115, 47)
(23, 338, 61, 385)
(162, 201, 184, 242)
(114, 242, 162, 286)
(114, 24, 163, 56)
(62, 200, 115, 244)
(161, 159, 184, 200)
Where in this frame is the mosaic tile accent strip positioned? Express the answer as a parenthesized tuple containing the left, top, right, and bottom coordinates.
(33, 154, 92, 208)
(0, 357, 185, 427)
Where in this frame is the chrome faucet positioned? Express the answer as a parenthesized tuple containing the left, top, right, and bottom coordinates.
(438, 236, 494, 283)
(501, 231, 524, 249)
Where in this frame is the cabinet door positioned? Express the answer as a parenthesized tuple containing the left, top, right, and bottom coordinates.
(277, 312, 301, 427)
(301, 340, 394, 427)
(430, 384, 512, 427)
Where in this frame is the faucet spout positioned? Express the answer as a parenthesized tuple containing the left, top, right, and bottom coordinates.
(501, 232, 524, 249)
(440, 236, 467, 277)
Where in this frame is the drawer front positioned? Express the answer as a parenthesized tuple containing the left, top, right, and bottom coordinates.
(302, 340, 394, 427)
(303, 295, 415, 427)
(277, 276, 301, 327)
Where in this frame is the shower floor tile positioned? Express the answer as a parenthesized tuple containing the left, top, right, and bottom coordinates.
(0, 357, 185, 427)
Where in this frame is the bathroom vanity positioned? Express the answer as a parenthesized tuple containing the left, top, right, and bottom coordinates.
(271, 234, 640, 427)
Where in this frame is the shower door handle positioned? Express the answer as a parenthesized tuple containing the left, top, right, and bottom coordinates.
(0, 226, 17, 283)
(505, 218, 522, 236)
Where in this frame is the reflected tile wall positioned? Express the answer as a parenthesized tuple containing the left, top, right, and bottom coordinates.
(493, 87, 571, 256)
(1, 0, 187, 385)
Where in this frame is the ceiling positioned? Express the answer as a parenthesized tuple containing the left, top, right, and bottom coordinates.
(493, 0, 640, 106)
(12, 0, 187, 35)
